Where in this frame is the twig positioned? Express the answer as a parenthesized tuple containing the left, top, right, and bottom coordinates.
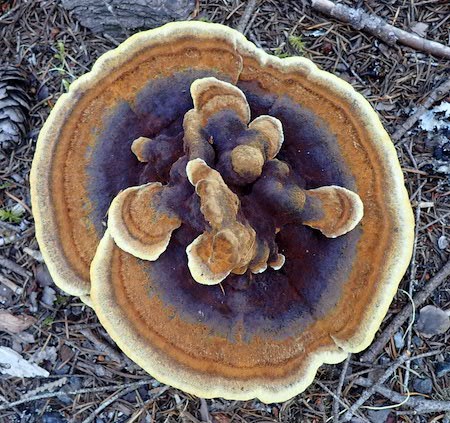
(70, 323, 103, 331)
(80, 384, 168, 423)
(361, 259, 450, 363)
(354, 378, 450, 414)
(333, 354, 351, 422)
(4, 191, 32, 215)
(247, 31, 263, 48)
(0, 379, 154, 411)
(175, 393, 191, 423)
(0, 234, 17, 246)
(0, 2, 22, 23)
(403, 178, 424, 393)
(22, 377, 68, 399)
(310, 0, 450, 59)
(23, 247, 44, 262)
(0, 255, 32, 278)
(0, 393, 20, 415)
(410, 350, 443, 361)
(102, 33, 121, 46)
(392, 78, 450, 143)
(125, 394, 156, 422)
(0, 273, 23, 294)
(79, 328, 141, 371)
(0, 220, 21, 233)
(79, 328, 123, 364)
(242, 4, 259, 36)
(199, 398, 211, 423)
(236, 0, 258, 33)
(316, 381, 370, 423)
(341, 351, 410, 422)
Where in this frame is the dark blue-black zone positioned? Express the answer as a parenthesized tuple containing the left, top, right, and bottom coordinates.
(87, 70, 221, 235)
(88, 73, 361, 343)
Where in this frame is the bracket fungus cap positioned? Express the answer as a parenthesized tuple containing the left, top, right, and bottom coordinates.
(31, 21, 414, 402)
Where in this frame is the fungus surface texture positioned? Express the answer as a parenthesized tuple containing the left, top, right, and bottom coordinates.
(31, 22, 414, 402)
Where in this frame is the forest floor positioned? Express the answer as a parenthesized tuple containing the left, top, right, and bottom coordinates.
(0, 0, 450, 422)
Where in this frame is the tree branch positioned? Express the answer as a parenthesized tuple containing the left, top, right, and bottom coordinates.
(354, 377, 450, 415)
(334, 354, 351, 422)
(311, 0, 450, 59)
(236, 0, 258, 33)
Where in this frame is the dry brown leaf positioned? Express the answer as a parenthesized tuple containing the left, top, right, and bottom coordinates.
(0, 310, 36, 333)
(59, 344, 75, 363)
(212, 414, 231, 423)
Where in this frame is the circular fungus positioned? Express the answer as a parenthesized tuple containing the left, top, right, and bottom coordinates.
(31, 22, 414, 402)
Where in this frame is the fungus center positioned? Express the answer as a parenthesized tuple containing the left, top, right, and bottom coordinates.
(107, 77, 364, 286)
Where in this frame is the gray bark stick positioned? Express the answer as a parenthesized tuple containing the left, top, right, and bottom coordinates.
(61, 0, 196, 35)
(0, 256, 31, 278)
(354, 377, 450, 414)
(311, 0, 450, 59)
(236, 0, 258, 33)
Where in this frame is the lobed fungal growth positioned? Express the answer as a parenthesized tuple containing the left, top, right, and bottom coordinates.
(31, 22, 414, 403)
(109, 77, 364, 286)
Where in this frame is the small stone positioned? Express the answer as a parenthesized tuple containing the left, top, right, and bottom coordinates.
(413, 336, 423, 347)
(29, 291, 38, 312)
(69, 376, 83, 390)
(33, 346, 58, 365)
(11, 338, 22, 353)
(413, 377, 433, 394)
(434, 146, 444, 160)
(412, 357, 424, 369)
(41, 286, 57, 306)
(0, 284, 13, 306)
(54, 364, 70, 375)
(42, 412, 65, 423)
(379, 356, 391, 365)
(94, 365, 107, 377)
(443, 142, 450, 159)
(436, 362, 450, 378)
(416, 305, 450, 337)
(438, 235, 449, 250)
(393, 331, 405, 350)
(70, 305, 83, 316)
(58, 393, 73, 405)
(10, 202, 25, 216)
(122, 391, 138, 402)
(36, 264, 54, 287)
(367, 409, 391, 423)
(10, 173, 24, 184)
